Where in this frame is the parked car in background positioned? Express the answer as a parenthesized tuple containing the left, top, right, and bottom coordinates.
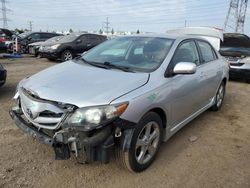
(28, 35, 64, 57)
(0, 28, 14, 52)
(8, 32, 62, 53)
(10, 34, 229, 172)
(220, 33, 250, 83)
(0, 63, 7, 87)
(39, 33, 107, 61)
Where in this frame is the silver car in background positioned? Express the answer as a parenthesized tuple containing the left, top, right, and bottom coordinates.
(10, 34, 229, 172)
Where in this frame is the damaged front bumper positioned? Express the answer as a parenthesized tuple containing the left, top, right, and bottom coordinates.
(9, 106, 115, 163)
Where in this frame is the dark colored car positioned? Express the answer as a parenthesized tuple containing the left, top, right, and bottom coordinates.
(0, 63, 7, 87)
(39, 33, 107, 61)
(8, 32, 62, 53)
(220, 33, 250, 83)
(28, 35, 64, 57)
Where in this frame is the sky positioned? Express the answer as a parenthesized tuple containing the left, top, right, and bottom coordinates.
(3, 0, 250, 35)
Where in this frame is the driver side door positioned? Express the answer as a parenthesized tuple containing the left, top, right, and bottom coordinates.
(167, 40, 207, 128)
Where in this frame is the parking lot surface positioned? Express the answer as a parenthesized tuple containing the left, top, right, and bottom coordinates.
(0, 56, 250, 188)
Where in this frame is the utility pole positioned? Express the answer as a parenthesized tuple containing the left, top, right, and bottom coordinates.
(236, 0, 248, 33)
(0, 0, 11, 28)
(224, 0, 248, 33)
(28, 21, 33, 31)
(104, 17, 110, 35)
(184, 20, 187, 27)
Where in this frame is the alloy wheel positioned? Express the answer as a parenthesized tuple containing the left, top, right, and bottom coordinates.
(135, 121, 160, 165)
(64, 52, 73, 61)
(216, 84, 225, 108)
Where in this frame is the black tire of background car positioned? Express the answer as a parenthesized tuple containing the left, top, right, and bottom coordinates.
(211, 82, 226, 111)
(61, 50, 74, 61)
(116, 112, 163, 172)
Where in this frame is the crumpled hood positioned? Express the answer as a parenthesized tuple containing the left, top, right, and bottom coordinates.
(21, 60, 149, 107)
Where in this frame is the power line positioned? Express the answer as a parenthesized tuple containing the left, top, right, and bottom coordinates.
(104, 17, 110, 35)
(224, 0, 248, 33)
(0, 0, 11, 28)
(28, 20, 33, 31)
(237, 0, 248, 33)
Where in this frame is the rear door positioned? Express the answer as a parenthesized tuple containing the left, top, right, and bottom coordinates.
(196, 40, 222, 102)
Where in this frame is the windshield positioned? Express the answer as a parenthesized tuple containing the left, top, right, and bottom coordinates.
(59, 33, 81, 43)
(82, 36, 174, 72)
(19, 32, 32, 39)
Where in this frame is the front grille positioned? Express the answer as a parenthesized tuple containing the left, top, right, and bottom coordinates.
(230, 63, 244, 67)
(19, 88, 68, 130)
(39, 110, 63, 118)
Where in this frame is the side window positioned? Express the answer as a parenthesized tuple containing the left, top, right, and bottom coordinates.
(42, 33, 56, 39)
(40, 33, 50, 39)
(89, 35, 99, 44)
(171, 41, 200, 66)
(197, 41, 217, 63)
(79, 35, 89, 43)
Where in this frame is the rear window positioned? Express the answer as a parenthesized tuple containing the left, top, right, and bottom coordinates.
(197, 41, 217, 63)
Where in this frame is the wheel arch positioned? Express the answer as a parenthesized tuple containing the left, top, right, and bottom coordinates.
(222, 77, 227, 85)
(148, 107, 167, 129)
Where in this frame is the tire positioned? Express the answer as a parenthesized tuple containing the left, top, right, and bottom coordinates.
(211, 82, 226, 111)
(117, 112, 163, 172)
(61, 50, 73, 61)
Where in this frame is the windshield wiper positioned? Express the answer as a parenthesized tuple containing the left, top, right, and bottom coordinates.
(80, 58, 109, 69)
(103, 62, 135, 72)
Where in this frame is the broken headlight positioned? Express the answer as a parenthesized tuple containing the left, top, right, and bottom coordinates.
(67, 103, 128, 130)
(50, 44, 61, 50)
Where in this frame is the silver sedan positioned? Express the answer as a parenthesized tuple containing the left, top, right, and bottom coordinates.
(10, 34, 229, 172)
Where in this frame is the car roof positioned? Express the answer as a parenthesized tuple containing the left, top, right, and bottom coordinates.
(118, 33, 205, 40)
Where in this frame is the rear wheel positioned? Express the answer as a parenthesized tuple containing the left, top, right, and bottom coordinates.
(117, 112, 162, 172)
(61, 50, 73, 61)
(211, 82, 225, 111)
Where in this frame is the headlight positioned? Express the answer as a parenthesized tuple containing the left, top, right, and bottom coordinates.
(240, 57, 250, 64)
(67, 103, 128, 130)
(50, 44, 61, 50)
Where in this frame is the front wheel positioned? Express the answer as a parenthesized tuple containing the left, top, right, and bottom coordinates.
(61, 50, 73, 61)
(117, 112, 162, 172)
(211, 82, 226, 111)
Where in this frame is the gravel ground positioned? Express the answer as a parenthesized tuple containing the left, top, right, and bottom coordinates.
(0, 56, 250, 188)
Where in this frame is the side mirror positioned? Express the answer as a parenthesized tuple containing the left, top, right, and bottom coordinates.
(76, 39, 82, 43)
(82, 51, 88, 55)
(173, 62, 197, 75)
(27, 37, 32, 40)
